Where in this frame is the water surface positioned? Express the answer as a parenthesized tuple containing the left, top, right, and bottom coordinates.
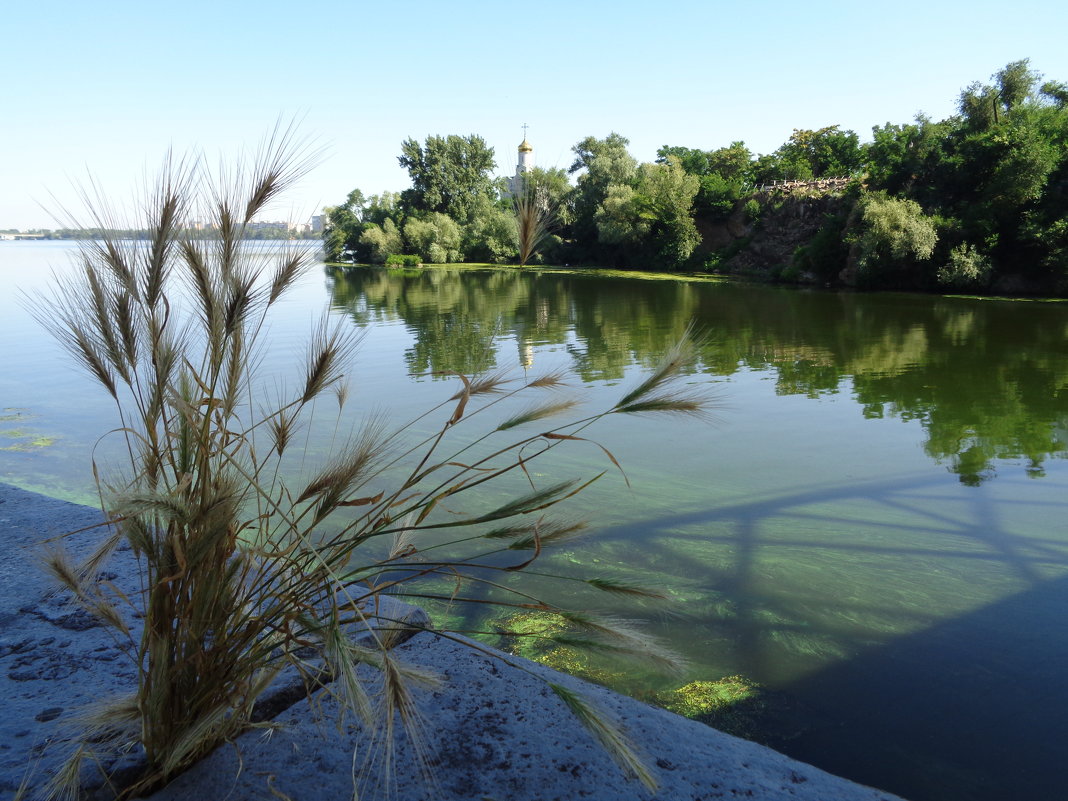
(2, 242, 1066, 801)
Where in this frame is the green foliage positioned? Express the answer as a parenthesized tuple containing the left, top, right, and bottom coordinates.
(937, 243, 992, 288)
(463, 194, 518, 263)
(321, 188, 365, 261)
(362, 190, 403, 226)
(751, 126, 862, 185)
(697, 173, 744, 219)
(794, 212, 851, 282)
(569, 133, 639, 256)
(398, 134, 497, 222)
(657, 143, 752, 219)
(856, 192, 938, 286)
(866, 116, 952, 198)
(385, 253, 422, 267)
(593, 158, 700, 269)
(360, 217, 404, 263)
(1041, 80, 1068, 106)
(404, 212, 463, 263)
(960, 59, 1041, 130)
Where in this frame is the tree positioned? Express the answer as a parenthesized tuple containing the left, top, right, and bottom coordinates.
(321, 188, 366, 261)
(569, 133, 639, 258)
(937, 243, 992, 288)
(595, 158, 700, 269)
(362, 190, 403, 226)
(657, 142, 753, 219)
(959, 59, 1041, 129)
(707, 141, 754, 182)
(462, 193, 519, 263)
(398, 134, 497, 222)
(359, 217, 404, 262)
(856, 192, 939, 286)
(404, 212, 463, 263)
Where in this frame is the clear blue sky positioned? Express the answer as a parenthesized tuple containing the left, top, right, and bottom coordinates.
(3, 0, 1067, 229)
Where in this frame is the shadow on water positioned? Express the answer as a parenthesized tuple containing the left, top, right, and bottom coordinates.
(780, 575, 1068, 801)
(583, 473, 1068, 801)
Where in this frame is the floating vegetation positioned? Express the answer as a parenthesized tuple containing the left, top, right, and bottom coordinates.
(0, 416, 57, 452)
(651, 676, 770, 740)
(491, 610, 619, 686)
(492, 610, 777, 742)
(658, 676, 759, 716)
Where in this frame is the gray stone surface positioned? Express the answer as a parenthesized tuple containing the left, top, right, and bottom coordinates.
(1, 483, 908, 800)
(0, 483, 139, 799)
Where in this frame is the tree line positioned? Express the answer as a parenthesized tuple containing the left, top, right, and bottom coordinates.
(323, 59, 1068, 294)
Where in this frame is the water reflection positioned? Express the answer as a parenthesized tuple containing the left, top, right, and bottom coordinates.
(328, 266, 1068, 485)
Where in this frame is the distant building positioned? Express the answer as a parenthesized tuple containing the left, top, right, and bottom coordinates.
(247, 221, 291, 232)
(506, 127, 535, 198)
(311, 214, 326, 233)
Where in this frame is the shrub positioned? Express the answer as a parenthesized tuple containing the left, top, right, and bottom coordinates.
(385, 253, 421, 267)
(360, 217, 404, 263)
(937, 243, 992, 288)
(35, 131, 710, 798)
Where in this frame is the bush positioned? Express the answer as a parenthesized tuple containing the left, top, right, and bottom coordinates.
(385, 253, 421, 267)
(937, 243, 992, 288)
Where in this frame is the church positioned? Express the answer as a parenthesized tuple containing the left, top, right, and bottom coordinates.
(505, 126, 535, 197)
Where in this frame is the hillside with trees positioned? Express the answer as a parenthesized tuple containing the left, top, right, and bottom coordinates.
(322, 60, 1068, 295)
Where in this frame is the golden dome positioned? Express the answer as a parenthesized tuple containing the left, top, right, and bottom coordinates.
(518, 138, 533, 153)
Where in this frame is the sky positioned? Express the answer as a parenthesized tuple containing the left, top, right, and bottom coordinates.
(3, 0, 1068, 230)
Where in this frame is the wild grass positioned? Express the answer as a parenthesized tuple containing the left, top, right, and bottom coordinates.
(513, 174, 562, 267)
(34, 128, 712, 798)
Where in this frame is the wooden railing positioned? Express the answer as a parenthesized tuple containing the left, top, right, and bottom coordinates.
(756, 176, 851, 194)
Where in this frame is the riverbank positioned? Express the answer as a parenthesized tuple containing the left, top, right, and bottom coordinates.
(0, 482, 906, 800)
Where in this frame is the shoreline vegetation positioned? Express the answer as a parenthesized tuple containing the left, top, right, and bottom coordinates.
(319, 58, 1068, 297)
(11, 60, 1068, 297)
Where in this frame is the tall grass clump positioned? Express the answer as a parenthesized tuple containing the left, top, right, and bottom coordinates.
(513, 173, 562, 266)
(35, 128, 712, 798)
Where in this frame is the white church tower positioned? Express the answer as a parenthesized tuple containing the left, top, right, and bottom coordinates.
(507, 125, 535, 197)
(517, 123, 534, 175)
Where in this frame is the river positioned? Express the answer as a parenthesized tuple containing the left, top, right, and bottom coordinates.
(2, 240, 1067, 801)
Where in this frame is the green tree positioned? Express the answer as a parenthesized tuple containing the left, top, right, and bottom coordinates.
(359, 217, 404, 263)
(959, 59, 1041, 130)
(937, 243, 992, 288)
(321, 188, 366, 261)
(362, 190, 403, 225)
(398, 134, 497, 222)
(463, 193, 518, 263)
(569, 133, 639, 260)
(404, 212, 463, 263)
(856, 192, 939, 287)
(657, 142, 753, 219)
(595, 158, 700, 269)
